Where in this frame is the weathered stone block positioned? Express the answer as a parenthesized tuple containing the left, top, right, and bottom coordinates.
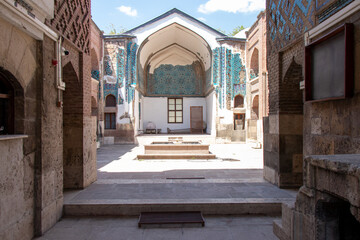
(310, 117, 321, 135)
(263, 116, 269, 133)
(269, 114, 279, 134)
(279, 114, 303, 135)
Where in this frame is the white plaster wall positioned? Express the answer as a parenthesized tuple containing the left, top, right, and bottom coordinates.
(143, 97, 207, 132)
(117, 87, 130, 124)
(134, 90, 140, 136)
(205, 92, 216, 135)
(218, 108, 234, 124)
(133, 13, 222, 52)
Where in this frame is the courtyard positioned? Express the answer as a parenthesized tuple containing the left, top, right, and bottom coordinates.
(36, 142, 297, 240)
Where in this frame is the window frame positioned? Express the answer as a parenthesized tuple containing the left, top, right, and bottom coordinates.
(167, 98, 183, 124)
(0, 75, 14, 135)
(305, 23, 354, 102)
(105, 112, 116, 129)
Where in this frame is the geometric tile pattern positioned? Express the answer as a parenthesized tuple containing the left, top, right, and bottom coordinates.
(212, 47, 246, 109)
(116, 48, 125, 88)
(91, 70, 99, 80)
(147, 64, 203, 96)
(104, 55, 113, 76)
(268, 0, 349, 51)
(103, 84, 118, 104)
(126, 42, 138, 103)
(47, 0, 91, 54)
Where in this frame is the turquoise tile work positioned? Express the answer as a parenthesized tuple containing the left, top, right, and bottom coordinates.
(147, 63, 203, 96)
(104, 55, 113, 76)
(116, 48, 125, 88)
(126, 41, 137, 103)
(212, 47, 246, 109)
(91, 70, 99, 80)
(268, 0, 351, 50)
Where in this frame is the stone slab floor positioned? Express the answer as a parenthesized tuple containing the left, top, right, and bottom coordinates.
(35, 215, 279, 240)
(36, 143, 295, 239)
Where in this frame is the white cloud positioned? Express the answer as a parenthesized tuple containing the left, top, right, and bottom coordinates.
(117, 6, 137, 17)
(198, 0, 265, 14)
(197, 17, 207, 22)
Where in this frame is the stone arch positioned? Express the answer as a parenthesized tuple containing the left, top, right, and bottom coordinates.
(280, 58, 303, 113)
(91, 48, 99, 71)
(91, 48, 100, 80)
(105, 94, 116, 107)
(234, 94, 244, 108)
(91, 96, 98, 116)
(250, 48, 259, 79)
(0, 67, 24, 134)
(252, 95, 259, 119)
(63, 62, 83, 189)
(137, 23, 212, 96)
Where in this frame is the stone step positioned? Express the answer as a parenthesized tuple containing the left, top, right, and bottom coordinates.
(63, 198, 288, 217)
(273, 219, 290, 240)
(273, 201, 295, 240)
(137, 154, 217, 159)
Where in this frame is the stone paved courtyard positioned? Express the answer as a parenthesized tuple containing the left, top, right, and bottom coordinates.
(36, 143, 296, 239)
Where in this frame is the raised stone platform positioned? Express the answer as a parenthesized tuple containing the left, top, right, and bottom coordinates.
(63, 180, 297, 217)
(138, 137, 216, 159)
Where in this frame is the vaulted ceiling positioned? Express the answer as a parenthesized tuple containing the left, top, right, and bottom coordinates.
(138, 23, 212, 72)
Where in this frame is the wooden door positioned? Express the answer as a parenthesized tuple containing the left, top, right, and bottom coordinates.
(190, 106, 203, 133)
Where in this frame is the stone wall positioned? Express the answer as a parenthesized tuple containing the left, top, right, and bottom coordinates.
(36, 35, 64, 235)
(0, 17, 39, 239)
(267, 0, 360, 239)
(0, 0, 97, 238)
(49, 0, 96, 190)
(0, 137, 34, 240)
(246, 11, 268, 143)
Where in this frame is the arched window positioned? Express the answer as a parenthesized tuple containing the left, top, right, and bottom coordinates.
(105, 94, 116, 107)
(250, 48, 259, 79)
(0, 73, 14, 134)
(234, 95, 244, 108)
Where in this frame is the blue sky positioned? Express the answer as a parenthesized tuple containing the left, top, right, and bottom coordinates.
(91, 0, 265, 35)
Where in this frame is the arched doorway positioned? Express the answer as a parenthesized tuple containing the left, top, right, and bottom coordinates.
(63, 62, 83, 189)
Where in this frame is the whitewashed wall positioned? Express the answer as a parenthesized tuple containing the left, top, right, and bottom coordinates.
(142, 97, 207, 132)
(205, 92, 216, 135)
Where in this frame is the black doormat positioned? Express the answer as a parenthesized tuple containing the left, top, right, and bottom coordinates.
(138, 211, 205, 227)
(166, 177, 205, 179)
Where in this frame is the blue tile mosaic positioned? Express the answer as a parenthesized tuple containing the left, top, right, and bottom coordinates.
(125, 41, 138, 103)
(104, 55, 113, 76)
(212, 47, 246, 109)
(91, 70, 99, 80)
(116, 48, 125, 88)
(147, 63, 203, 96)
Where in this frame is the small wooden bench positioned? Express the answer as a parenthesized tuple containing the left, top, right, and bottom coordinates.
(145, 128, 161, 134)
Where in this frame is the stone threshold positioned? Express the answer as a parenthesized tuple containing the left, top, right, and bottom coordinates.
(63, 198, 295, 217)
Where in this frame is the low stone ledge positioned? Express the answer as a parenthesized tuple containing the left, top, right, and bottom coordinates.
(305, 154, 360, 207)
(306, 154, 360, 176)
(0, 135, 28, 141)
